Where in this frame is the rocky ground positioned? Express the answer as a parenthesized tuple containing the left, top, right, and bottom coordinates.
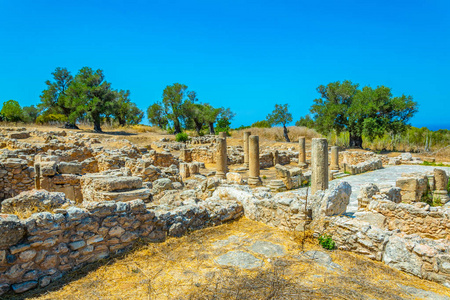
(5, 218, 449, 300)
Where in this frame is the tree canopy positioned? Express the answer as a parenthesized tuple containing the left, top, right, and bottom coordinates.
(310, 80, 418, 147)
(150, 83, 233, 135)
(1, 100, 24, 122)
(266, 104, 293, 142)
(38, 67, 143, 132)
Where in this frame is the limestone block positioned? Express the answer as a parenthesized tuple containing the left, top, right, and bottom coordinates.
(226, 172, 243, 185)
(93, 176, 143, 192)
(57, 161, 82, 175)
(1, 190, 74, 214)
(0, 215, 25, 249)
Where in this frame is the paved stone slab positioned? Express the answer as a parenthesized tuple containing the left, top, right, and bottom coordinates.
(292, 166, 450, 213)
(398, 284, 450, 300)
(248, 241, 285, 257)
(216, 251, 263, 269)
(302, 250, 342, 271)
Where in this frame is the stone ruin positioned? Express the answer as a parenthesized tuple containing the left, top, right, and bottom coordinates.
(0, 128, 450, 295)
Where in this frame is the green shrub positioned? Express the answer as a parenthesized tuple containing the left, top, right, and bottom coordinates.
(251, 120, 271, 128)
(175, 132, 189, 142)
(36, 113, 68, 124)
(318, 234, 335, 250)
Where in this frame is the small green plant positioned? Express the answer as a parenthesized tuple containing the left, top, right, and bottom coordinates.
(318, 234, 335, 250)
(175, 132, 189, 142)
(262, 175, 267, 179)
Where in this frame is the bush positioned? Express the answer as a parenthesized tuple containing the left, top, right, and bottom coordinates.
(318, 234, 335, 250)
(175, 132, 189, 142)
(251, 120, 271, 128)
(36, 113, 68, 124)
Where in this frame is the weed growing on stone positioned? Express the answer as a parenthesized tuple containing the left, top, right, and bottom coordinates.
(318, 234, 335, 250)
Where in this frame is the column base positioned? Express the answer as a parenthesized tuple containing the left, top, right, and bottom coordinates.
(215, 172, 226, 179)
(434, 190, 450, 204)
(248, 176, 262, 187)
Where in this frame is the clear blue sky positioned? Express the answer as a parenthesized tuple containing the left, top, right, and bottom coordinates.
(1, 0, 449, 130)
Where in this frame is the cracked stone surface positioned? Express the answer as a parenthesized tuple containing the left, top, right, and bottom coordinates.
(248, 241, 285, 257)
(216, 251, 263, 269)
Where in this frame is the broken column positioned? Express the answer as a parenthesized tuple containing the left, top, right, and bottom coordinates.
(34, 163, 41, 190)
(216, 137, 227, 179)
(179, 163, 190, 179)
(434, 168, 450, 204)
(243, 131, 251, 169)
(330, 146, 339, 170)
(298, 137, 307, 168)
(311, 138, 328, 194)
(219, 132, 227, 138)
(248, 135, 262, 187)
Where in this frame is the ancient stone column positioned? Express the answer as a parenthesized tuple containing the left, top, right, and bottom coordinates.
(311, 138, 328, 194)
(298, 137, 307, 168)
(248, 135, 262, 187)
(243, 131, 251, 169)
(434, 168, 450, 204)
(179, 163, 190, 179)
(219, 132, 227, 138)
(215, 137, 227, 179)
(34, 163, 41, 190)
(330, 146, 339, 170)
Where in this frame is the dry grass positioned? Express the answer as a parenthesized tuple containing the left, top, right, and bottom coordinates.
(6, 206, 42, 220)
(232, 126, 321, 143)
(7, 217, 449, 300)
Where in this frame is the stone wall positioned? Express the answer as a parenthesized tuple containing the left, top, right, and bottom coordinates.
(343, 158, 383, 175)
(321, 216, 450, 287)
(0, 199, 243, 295)
(367, 200, 450, 240)
(340, 151, 389, 166)
(0, 158, 35, 201)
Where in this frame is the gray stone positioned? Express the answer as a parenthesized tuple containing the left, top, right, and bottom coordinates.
(152, 178, 173, 194)
(398, 284, 449, 300)
(57, 161, 83, 174)
(383, 235, 422, 277)
(1, 190, 73, 214)
(248, 241, 285, 257)
(11, 280, 38, 293)
(216, 251, 263, 269)
(0, 214, 25, 248)
(0, 283, 10, 296)
(311, 181, 351, 219)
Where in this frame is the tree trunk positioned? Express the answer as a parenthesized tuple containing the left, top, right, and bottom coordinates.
(173, 118, 182, 134)
(194, 120, 203, 135)
(349, 133, 363, 148)
(283, 125, 290, 142)
(93, 119, 102, 133)
(209, 122, 215, 135)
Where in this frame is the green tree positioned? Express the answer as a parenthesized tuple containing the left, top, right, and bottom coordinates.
(295, 114, 315, 128)
(215, 107, 235, 134)
(68, 67, 116, 132)
(113, 90, 143, 126)
(147, 102, 168, 129)
(202, 103, 221, 134)
(1, 100, 24, 122)
(39, 67, 78, 128)
(23, 105, 39, 123)
(161, 83, 188, 134)
(310, 81, 417, 147)
(266, 104, 293, 142)
(181, 91, 206, 134)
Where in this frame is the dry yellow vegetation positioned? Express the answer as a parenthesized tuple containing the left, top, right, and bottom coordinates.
(6, 218, 449, 300)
